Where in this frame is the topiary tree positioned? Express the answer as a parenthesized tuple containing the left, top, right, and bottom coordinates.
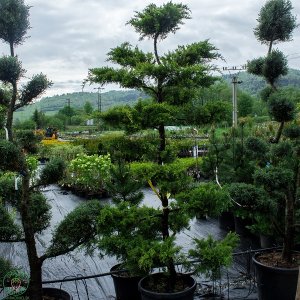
(0, 0, 51, 141)
(87, 2, 220, 164)
(247, 0, 298, 142)
(0, 141, 103, 299)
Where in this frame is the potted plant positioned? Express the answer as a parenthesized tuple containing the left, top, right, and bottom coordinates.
(0, 139, 104, 300)
(136, 172, 238, 300)
(188, 232, 238, 298)
(245, 1, 299, 299)
(96, 161, 158, 300)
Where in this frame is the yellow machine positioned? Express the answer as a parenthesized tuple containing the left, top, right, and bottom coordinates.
(35, 127, 58, 140)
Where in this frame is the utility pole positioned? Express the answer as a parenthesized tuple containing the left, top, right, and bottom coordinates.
(223, 65, 246, 128)
(66, 98, 71, 125)
(94, 87, 104, 113)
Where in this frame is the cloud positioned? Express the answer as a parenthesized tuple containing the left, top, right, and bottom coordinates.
(0, 0, 299, 97)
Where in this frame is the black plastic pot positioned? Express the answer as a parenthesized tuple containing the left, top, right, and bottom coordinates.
(138, 273, 196, 300)
(234, 216, 252, 237)
(24, 287, 72, 299)
(259, 234, 276, 249)
(218, 211, 235, 231)
(42, 287, 72, 299)
(253, 252, 299, 300)
(110, 264, 142, 300)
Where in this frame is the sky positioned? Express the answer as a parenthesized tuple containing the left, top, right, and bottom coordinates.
(0, 0, 300, 98)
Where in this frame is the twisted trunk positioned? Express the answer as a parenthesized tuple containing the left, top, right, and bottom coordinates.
(21, 173, 43, 300)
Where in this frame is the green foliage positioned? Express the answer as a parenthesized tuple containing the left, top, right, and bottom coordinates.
(247, 57, 265, 76)
(0, 172, 19, 206)
(283, 124, 300, 139)
(238, 93, 254, 117)
(0, 55, 24, 84)
(0, 0, 30, 47)
(127, 2, 191, 41)
(245, 136, 269, 161)
(151, 160, 193, 196)
(28, 192, 51, 233)
(263, 50, 288, 86)
(15, 129, 42, 154)
(247, 50, 288, 88)
(189, 232, 238, 280)
(0, 204, 22, 241)
(45, 143, 86, 162)
(38, 157, 66, 186)
(260, 85, 274, 102)
(129, 161, 157, 184)
(268, 90, 295, 122)
(226, 183, 269, 219)
(97, 202, 161, 274)
(101, 105, 141, 133)
(48, 200, 102, 257)
(66, 153, 111, 192)
(19, 73, 52, 106)
(134, 237, 182, 272)
(254, 0, 297, 47)
(254, 165, 293, 192)
(105, 161, 144, 205)
(0, 139, 24, 171)
(83, 101, 93, 114)
(176, 182, 232, 218)
(0, 257, 16, 287)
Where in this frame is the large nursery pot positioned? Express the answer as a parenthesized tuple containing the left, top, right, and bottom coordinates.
(110, 264, 143, 300)
(138, 272, 197, 300)
(42, 287, 73, 299)
(24, 287, 72, 300)
(252, 252, 299, 300)
(218, 211, 235, 231)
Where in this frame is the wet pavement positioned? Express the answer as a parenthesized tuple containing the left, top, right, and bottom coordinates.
(0, 185, 259, 299)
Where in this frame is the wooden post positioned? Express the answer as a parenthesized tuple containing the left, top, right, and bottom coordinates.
(296, 267, 300, 300)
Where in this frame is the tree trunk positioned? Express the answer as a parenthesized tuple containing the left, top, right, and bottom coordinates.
(21, 173, 44, 300)
(282, 191, 295, 263)
(274, 121, 284, 143)
(160, 193, 177, 288)
(268, 39, 273, 55)
(158, 124, 165, 165)
(154, 34, 161, 65)
(6, 82, 17, 142)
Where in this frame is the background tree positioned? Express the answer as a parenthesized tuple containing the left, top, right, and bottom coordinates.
(58, 105, 76, 125)
(31, 108, 46, 129)
(0, 0, 51, 141)
(84, 100, 93, 114)
(254, 0, 298, 54)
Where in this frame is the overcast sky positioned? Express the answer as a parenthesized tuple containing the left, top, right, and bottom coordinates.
(1, 0, 300, 98)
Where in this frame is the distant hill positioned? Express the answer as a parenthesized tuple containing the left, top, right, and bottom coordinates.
(223, 68, 300, 96)
(14, 68, 300, 121)
(14, 90, 145, 122)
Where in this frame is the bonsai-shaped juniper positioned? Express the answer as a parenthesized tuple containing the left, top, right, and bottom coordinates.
(0, 140, 102, 300)
(88, 2, 221, 165)
(88, 2, 236, 291)
(245, 0, 299, 263)
(0, 0, 51, 141)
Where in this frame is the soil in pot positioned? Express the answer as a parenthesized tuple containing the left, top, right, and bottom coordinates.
(138, 272, 196, 300)
(253, 251, 300, 300)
